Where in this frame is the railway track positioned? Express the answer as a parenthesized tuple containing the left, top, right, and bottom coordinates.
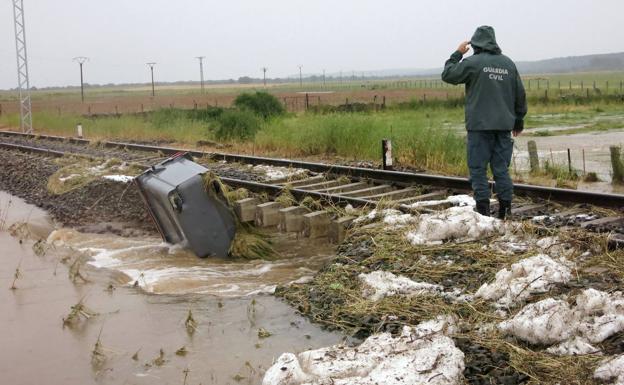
(0, 130, 623, 243)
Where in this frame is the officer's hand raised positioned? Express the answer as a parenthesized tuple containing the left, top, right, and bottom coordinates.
(457, 41, 471, 55)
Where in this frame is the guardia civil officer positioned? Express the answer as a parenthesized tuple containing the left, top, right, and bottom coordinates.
(441, 26, 527, 219)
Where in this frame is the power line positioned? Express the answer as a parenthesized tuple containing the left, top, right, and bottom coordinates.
(195, 56, 205, 94)
(73, 56, 88, 102)
(146, 62, 156, 97)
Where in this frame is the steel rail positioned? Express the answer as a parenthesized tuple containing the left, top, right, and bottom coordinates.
(1, 130, 623, 209)
(0, 140, 378, 209)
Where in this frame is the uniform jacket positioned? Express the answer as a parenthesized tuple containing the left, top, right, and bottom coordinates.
(441, 26, 527, 132)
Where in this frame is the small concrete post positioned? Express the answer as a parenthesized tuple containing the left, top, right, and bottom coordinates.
(234, 198, 259, 223)
(303, 211, 331, 238)
(528, 140, 539, 173)
(382, 139, 393, 170)
(278, 206, 308, 233)
(255, 202, 283, 227)
(76, 122, 83, 138)
(329, 216, 355, 244)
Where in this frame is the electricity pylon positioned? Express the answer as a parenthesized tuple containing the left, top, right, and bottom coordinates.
(12, 0, 32, 133)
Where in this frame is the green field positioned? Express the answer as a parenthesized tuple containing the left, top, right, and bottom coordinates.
(1, 72, 623, 186)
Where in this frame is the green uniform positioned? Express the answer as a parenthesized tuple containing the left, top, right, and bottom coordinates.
(441, 26, 527, 205)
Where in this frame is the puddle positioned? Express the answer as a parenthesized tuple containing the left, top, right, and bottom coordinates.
(0, 191, 342, 384)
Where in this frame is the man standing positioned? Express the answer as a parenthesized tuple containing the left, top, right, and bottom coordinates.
(442, 26, 527, 219)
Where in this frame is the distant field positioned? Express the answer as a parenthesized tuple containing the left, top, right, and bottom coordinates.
(1, 71, 621, 116)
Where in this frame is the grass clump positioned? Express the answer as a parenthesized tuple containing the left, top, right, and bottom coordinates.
(185, 309, 198, 335)
(234, 91, 285, 120)
(62, 299, 98, 327)
(215, 109, 261, 141)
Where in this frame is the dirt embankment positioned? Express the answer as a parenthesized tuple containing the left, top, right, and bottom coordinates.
(0, 149, 156, 237)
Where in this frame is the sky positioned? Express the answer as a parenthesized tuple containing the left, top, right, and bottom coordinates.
(1, 0, 623, 89)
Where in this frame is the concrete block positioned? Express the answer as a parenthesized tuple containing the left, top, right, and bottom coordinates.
(278, 206, 308, 233)
(234, 197, 259, 223)
(329, 216, 356, 244)
(255, 201, 283, 227)
(303, 211, 331, 238)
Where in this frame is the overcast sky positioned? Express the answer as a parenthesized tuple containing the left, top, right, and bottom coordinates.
(1, 0, 623, 89)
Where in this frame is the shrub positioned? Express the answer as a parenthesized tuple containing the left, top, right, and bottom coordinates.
(234, 91, 285, 119)
(215, 109, 261, 141)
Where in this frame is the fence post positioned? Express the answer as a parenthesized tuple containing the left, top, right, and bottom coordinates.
(620, 81, 623, 94)
(305, 93, 309, 111)
(581, 81, 584, 90)
(567, 149, 572, 174)
(537, 79, 540, 90)
(528, 79, 531, 90)
(528, 141, 540, 173)
(606, 81, 609, 94)
(611, 146, 624, 184)
(569, 80, 572, 90)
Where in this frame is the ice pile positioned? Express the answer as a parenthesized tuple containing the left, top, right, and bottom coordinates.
(353, 208, 416, 228)
(475, 254, 573, 308)
(405, 206, 503, 245)
(407, 194, 475, 209)
(102, 175, 134, 183)
(252, 164, 308, 181)
(595, 355, 624, 385)
(262, 316, 464, 385)
(498, 289, 624, 355)
(359, 271, 469, 302)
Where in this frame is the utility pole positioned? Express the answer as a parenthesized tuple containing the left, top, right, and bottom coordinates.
(146, 62, 156, 97)
(323, 69, 326, 88)
(262, 67, 268, 87)
(12, 0, 32, 133)
(195, 56, 205, 94)
(73, 57, 88, 103)
(298, 65, 303, 87)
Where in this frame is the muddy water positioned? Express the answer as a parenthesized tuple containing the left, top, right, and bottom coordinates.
(0, 192, 342, 385)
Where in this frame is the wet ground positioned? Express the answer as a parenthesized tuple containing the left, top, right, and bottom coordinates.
(0, 192, 342, 385)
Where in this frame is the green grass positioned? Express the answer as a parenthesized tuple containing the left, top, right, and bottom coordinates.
(254, 109, 467, 174)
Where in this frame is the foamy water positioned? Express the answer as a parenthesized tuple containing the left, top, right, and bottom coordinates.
(47, 228, 331, 296)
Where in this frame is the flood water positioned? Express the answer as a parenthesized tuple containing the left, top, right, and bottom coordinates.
(514, 129, 624, 193)
(0, 191, 342, 385)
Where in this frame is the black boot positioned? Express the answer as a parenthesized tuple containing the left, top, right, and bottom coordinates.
(475, 200, 490, 216)
(498, 200, 512, 220)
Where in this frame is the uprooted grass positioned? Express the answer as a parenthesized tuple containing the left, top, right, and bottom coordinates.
(47, 156, 143, 195)
(202, 172, 275, 260)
